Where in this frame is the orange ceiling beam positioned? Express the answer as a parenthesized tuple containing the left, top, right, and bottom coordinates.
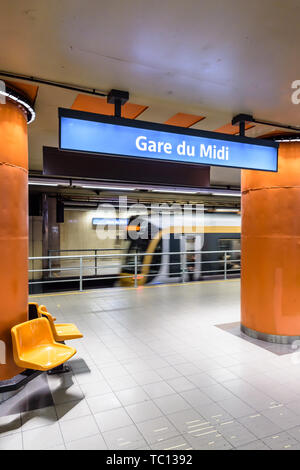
(254, 130, 294, 139)
(5, 80, 39, 104)
(71, 94, 148, 119)
(215, 122, 255, 134)
(164, 112, 205, 128)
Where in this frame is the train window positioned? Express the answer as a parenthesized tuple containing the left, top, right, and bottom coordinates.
(218, 238, 241, 272)
(218, 238, 240, 258)
(169, 234, 181, 277)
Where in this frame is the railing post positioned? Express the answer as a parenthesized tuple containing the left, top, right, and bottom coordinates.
(79, 256, 83, 291)
(49, 255, 52, 278)
(134, 253, 138, 288)
(95, 249, 97, 276)
(181, 253, 185, 283)
(224, 251, 227, 280)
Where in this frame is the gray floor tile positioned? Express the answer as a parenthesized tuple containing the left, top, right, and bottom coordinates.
(207, 368, 238, 383)
(180, 389, 214, 409)
(21, 406, 57, 431)
(59, 414, 99, 443)
(151, 435, 193, 450)
(51, 384, 84, 405)
(106, 375, 138, 392)
(195, 402, 234, 425)
(201, 384, 235, 402)
(174, 362, 201, 376)
(263, 431, 300, 450)
(262, 405, 300, 430)
(236, 440, 270, 450)
(23, 422, 64, 450)
(137, 416, 180, 445)
(116, 387, 150, 406)
(219, 397, 256, 418)
(66, 434, 108, 450)
(103, 424, 146, 449)
(143, 381, 175, 399)
(167, 377, 196, 393)
(157, 366, 182, 380)
(23, 281, 300, 451)
(239, 413, 282, 439)
(94, 407, 133, 432)
(74, 369, 104, 386)
(86, 392, 121, 414)
(287, 425, 300, 441)
(167, 408, 207, 434)
(154, 394, 191, 415)
(187, 373, 218, 389)
(79, 380, 112, 398)
(125, 401, 163, 423)
(56, 399, 91, 422)
(0, 413, 21, 438)
(0, 432, 23, 450)
(217, 420, 257, 448)
(135, 370, 162, 386)
(185, 431, 233, 450)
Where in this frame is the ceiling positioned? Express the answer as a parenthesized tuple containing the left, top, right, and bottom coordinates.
(1, 0, 300, 187)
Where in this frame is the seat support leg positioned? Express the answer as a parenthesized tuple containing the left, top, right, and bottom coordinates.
(47, 363, 71, 375)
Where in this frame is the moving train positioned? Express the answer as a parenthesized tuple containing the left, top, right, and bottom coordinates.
(119, 211, 241, 287)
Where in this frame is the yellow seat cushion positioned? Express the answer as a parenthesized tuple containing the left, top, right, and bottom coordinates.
(11, 318, 76, 371)
(54, 323, 83, 341)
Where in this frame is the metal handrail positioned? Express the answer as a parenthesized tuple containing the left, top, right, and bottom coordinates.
(29, 249, 241, 291)
(48, 248, 127, 253)
(30, 249, 240, 261)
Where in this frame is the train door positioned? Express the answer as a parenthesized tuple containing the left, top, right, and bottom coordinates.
(147, 236, 168, 285)
(169, 233, 182, 278)
(182, 234, 203, 281)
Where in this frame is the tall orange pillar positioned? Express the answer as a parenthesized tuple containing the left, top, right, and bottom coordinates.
(241, 142, 300, 343)
(0, 96, 28, 379)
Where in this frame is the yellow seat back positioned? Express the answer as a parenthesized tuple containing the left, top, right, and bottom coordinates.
(12, 318, 55, 358)
(38, 305, 56, 336)
(28, 302, 39, 320)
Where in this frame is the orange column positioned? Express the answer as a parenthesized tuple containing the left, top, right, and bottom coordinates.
(241, 142, 300, 343)
(0, 98, 28, 379)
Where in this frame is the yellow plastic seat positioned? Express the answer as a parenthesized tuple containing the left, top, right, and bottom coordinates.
(28, 302, 39, 320)
(37, 304, 56, 321)
(38, 305, 83, 342)
(11, 318, 76, 371)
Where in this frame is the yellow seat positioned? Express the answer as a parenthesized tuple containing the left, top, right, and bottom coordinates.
(28, 302, 39, 320)
(38, 305, 83, 342)
(36, 304, 56, 321)
(11, 318, 76, 371)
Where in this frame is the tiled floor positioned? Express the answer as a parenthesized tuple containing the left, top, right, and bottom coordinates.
(1, 279, 300, 450)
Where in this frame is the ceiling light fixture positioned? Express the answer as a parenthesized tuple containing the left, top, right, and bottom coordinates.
(81, 185, 136, 191)
(275, 138, 300, 142)
(29, 178, 69, 187)
(152, 189, 198, 194)
(0, 87, 35, 124)
(211, 191, 241, 197)
(211, 208, 240, 213)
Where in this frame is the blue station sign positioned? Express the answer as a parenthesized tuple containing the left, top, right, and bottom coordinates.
(92, 218, 128, 226)
(59, 108, 278, 172)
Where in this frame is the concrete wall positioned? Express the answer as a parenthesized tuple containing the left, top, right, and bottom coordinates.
(60, 209, 125, 252)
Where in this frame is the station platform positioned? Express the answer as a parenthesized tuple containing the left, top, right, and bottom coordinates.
(1, 280, 300, 450)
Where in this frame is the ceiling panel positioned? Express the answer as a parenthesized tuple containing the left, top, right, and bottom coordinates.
(71, 94, 148, 118)
(164, 112, 205, 127)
